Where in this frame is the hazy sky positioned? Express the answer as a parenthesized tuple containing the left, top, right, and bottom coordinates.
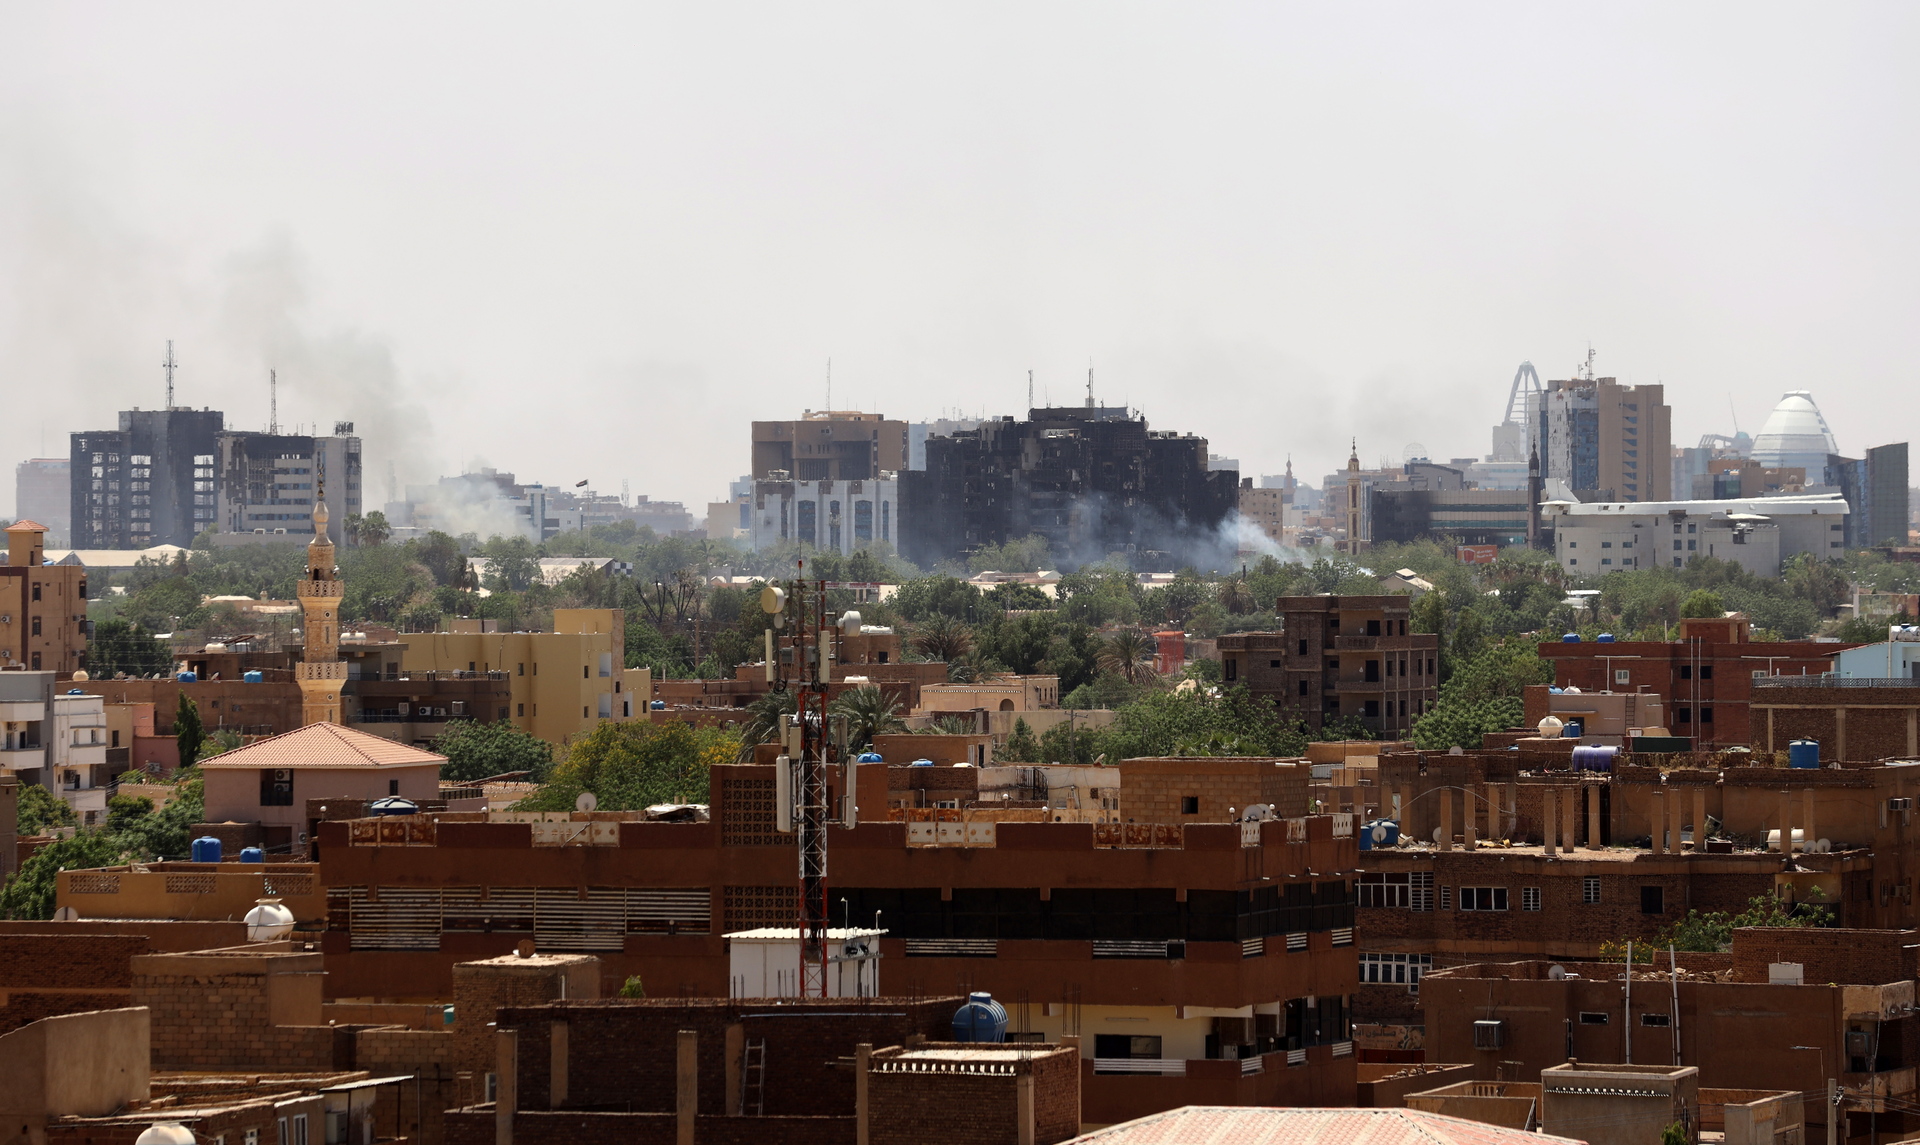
(3, 4, 1916, 517)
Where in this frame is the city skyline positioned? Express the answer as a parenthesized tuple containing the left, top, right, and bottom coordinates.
(3, 5, 1917, 517)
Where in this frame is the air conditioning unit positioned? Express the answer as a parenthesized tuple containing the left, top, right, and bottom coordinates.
(1473, 1019, 1506, 1050)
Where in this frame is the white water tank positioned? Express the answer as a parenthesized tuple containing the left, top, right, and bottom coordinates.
(1538, 716, 1565, 739)
(245, 898, 296, 943)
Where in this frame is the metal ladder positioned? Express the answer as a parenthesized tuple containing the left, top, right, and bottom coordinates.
(741, 1038, 767, 1115)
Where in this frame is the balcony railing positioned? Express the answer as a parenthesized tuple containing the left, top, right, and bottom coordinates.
(1754, 675, 1919, 689)
(1093, 1058, 1187, 1076)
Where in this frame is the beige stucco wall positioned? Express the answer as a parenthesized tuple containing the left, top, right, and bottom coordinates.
(400, 608, 635, 746)
(0, 1006, 150, 1121)
(202, 762, 442, 827)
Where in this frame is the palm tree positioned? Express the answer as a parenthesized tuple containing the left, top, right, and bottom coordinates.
(1097, 628, 1156, 686)
(830, 685, 906, 750)
(911, 614, 975, 662)
(740, 688, 797, 754)
(1217, 576, 1256, 615)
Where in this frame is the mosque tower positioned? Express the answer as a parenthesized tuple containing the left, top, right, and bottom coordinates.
(295, 488, 348, 725)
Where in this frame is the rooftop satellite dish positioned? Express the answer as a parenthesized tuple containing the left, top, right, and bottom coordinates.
(52, 906, 80, 922)
(1548, 964, 1568, 980)
(1372, 823, 1387, 844)
(760, 586, 788, 614)
(1816, 838, 1832, 854)
(1433, 826, 1447, 844)
(576, 791, 598, 813)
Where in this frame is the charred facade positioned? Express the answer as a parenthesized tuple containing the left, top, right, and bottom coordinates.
(900, 407, 1238, 568)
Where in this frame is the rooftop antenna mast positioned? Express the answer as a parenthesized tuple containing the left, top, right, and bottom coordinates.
(826, 358, 832, 413)
(269, 369, 279, 434)
(1028, 369, 1034, 413)
(1578, 344, 1596, 381)
(162, 340, 177, 410)
(1085, 362, 1095, 409)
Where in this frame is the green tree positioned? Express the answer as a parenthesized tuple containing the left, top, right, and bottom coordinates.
(1, 833, 126, 919)
(1000, 718, 1041, 763)
(619, 975, 646, 998)
(891, 576, 982, 623)
(1096, 629, 1157, 686)
(15, 784, 77, 835)
(113, 776, 205, 861)
(436, 720, 557, 782)
(174, 693, 206, 767)
(1410, 638, 1555, 750)
(910, 614, 975, 662)
(106, 794, 155, 834)
(1680, 589, 1725, 618)
(515, 721, 740, 811)
(359, 510, 391, 546)
(87, 619, 172, 678)
(1038, 720, 1102, 765)
(740, 689, 797, 750)
(830, 685, 907, 751)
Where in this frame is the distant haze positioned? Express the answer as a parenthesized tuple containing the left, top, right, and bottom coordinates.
(3, 4, 1916, 516)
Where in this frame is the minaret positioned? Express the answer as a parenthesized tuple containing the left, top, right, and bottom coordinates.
(1527, 442, 1544, 550)
(1344, 440, 1363, 555)
(296, 488, 348, 725)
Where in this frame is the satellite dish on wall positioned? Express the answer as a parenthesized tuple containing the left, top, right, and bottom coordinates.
(1372, 824, 1388, 844)
(1548, 964, 1568, 980)
(576, 791, 599, 813)
(1816, 838, 1832, 854)
(52, 906, 80, 922)
(1433, 827, 1446, 844)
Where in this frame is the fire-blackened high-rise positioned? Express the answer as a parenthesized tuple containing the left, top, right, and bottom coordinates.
(900, 407, 1238, 567)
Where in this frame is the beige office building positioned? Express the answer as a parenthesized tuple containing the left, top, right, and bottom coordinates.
(400, 608, 647, 746)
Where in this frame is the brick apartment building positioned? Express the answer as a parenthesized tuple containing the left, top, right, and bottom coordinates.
(1420, 927, 1920, 1143)
(1749, 677, 1920, 760)
(1536, 615, 1859, 749)
(313, 761, 1361, 1126)
(1217, 596, 1438, 738)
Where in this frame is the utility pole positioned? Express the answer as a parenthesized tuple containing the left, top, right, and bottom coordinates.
(1828, 1079, 1838, 1145)
(163, 341, 177, 410)
(1028, 369, 1034, 413)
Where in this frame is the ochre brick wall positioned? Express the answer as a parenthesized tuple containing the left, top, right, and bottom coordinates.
(0, 991, 132, 1036)
(0, 933, 147, 988)
(444, 1110, 848, 1145)
(449, 955, 598, 1076)
(355, 1026, 468, 1141)
(496, 997, 956, 1117)
(132, 970, 342, 1071)
(1120, 759, 1308, 823)
(869, 1047, 1079, 1145)
(1730, 927, 1916, 985)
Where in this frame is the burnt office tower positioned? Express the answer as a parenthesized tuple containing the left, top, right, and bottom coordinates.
(70, 408, 227, 549)
(899, 407, 1239, 569)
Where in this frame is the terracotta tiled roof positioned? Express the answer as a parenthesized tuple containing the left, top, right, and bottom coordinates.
(5, 520, 49, 532)
(197, 721, 447, 769)
(1069, 1108, 1586, 1145)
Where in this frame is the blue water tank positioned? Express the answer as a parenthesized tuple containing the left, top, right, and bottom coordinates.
(1572, 745, 1617, 773)
(650, 700, 666, 710)
(191, 836, 223, 863)
(66, 688, 87, 695)
(857, 752, 884, 763)
(1562, 718, 1583, 739)
(243, 670, 264, 683)
(909, 758, 935, 767)
(1596, 633, 1615, 643)
(1562, 633, 1581, 643)
(1357, 826, 1371, 851)
(952, 992, 1008, 1043)
(1789, 739, 1820, 769)
(176, 671, 199, 683)
(369, 797, 418, 816)
(239, 846, 265, 863)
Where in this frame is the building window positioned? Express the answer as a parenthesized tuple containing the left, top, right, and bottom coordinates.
(1579, 1012, 1610, 1025)
(1582, 877, 1601, 904)
(1094, 1034, 1163, 1061)
(1298, 680, 1308, 696)
(1223, 658, 1237, 682)
(1298, 638, 1308, 655)
(1438, 886, 1452, 911)
(1641, 886, 1664, 914)
(1677, 707, 1691, 724)
(1680, 665, 1692, 680)
(1459, 887, 1508, 911)
(1180, 796, 1199, 815)
(1700, 665, 1713, 680)
(1358, 871, 1413, 909)
(1614, 669, 1630, 685)
(1641, 1013, 1671, 1027)
(1700, 707, 1713, 724)
(1522, 887, 1541, 911)
(1360, 952, 1433, 992)
(517, 703, 525, 717)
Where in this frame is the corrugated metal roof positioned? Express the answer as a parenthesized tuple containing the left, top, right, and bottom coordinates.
(1068, 1108, 1586, 1145)
(197, 721, 447, 769)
